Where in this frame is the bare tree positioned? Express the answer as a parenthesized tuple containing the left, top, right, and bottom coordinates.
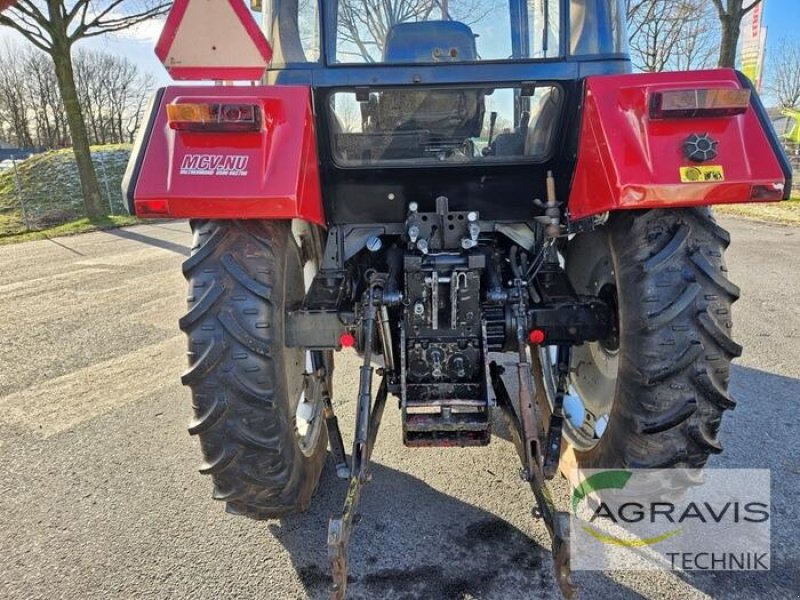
(625, 0, 653, 41)
(710, 0, 763, 68)
(74, 48, 154, 145)
(0, 42, 34, 147)
(0, 41, 150, 149)
(337, 0, 497, 63)
(109, 58, 155, 144)
(332, 95, 362, 132)
(672, 2, 720, 71)
(767, 39, 800, 109)
(0, 42, 68, 148)
(24, 48, 69, 147)
(626, 0, 717, 72)
(0, 1, 168, 217)
(626, 0, 684, 72)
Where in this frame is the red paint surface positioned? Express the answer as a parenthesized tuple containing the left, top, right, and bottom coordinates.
(134, 86, 324, 225)
(0, 0, 16, 12)
(155, 0, 272, 81)
(569, 69, 787, 219)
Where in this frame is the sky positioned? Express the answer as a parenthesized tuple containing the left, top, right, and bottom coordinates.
(761, 0, 800, 47)
(0, 1, 798, 94)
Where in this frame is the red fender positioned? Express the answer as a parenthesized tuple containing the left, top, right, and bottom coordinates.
(125, 85, 325, 226)
(568, 69, 789, 220)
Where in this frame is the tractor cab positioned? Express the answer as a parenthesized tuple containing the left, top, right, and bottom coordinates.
(266, 0, 628, 66)
(258, 0, 629, 224)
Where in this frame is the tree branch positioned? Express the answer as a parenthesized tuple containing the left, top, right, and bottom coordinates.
(70, 1, 169, 41)
(741, 0, 763, 17)
(16, 0, 49, 26)
(79, 7, 169, 39)
(77, 0, 127, 32)
(710, 0, 726, 19)
(0, 11, 50, 51)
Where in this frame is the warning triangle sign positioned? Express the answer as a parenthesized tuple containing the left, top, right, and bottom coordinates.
(155, 0, 273, 81)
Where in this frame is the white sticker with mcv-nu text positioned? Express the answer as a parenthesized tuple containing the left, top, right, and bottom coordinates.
(179, 154, 249, 176)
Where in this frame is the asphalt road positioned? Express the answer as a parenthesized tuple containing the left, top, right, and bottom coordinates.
(1, 217, 798, 600)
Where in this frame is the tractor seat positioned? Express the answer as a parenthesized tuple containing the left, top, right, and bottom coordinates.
(525, 88, 563, 159)
(383, 21, 477, 63)
(376, 21, 485, 151)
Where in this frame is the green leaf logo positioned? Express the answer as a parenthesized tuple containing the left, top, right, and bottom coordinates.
(571, 470, 681, 547)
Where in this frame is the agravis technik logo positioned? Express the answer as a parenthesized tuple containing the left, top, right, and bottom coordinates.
(570, 469, 771, 572)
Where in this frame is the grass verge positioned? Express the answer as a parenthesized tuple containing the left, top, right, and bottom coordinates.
(0, 215, 140, 246)
(715, 197, 800, 225)
(0, 145, 132, 237)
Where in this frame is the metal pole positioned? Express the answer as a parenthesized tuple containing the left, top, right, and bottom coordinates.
(11, 158, 29, 230)
(543, 0, 550, 57)
(261, 0, 273, 37)
(98, 151, 113, 214)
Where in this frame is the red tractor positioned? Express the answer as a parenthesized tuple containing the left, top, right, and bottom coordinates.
(121, 1, 790, 597)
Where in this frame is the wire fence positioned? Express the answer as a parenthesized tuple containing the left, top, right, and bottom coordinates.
(0, 146, 130, 236)
(783, 141, 800, 194)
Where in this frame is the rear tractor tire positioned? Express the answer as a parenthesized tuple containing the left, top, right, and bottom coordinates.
(180, 220, 328, 519)
(537, 208, 742, 472)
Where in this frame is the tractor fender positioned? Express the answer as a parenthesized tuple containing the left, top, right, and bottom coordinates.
(122, 85, 324, 226)
(568, 68, 792, 220)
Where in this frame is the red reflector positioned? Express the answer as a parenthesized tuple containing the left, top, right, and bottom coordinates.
(166, 102, 262, 132)
(750, 183, 786, 201)
(339, 332, 356, 349)
(135, 199, 170, 217)
(650, 88, 751, 120)
(529, 329, 546, 345)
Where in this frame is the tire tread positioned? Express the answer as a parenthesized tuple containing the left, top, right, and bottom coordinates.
(574, 208, 740, 470)
(180, 220, 326, 519)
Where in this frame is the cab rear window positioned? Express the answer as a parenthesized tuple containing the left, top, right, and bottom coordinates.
(328, 85, 562, 167)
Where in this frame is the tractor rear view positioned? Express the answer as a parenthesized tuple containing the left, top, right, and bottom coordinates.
(123, 1, 792, 597)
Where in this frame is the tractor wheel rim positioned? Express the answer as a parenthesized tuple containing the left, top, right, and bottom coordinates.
(294, 233, 325, 458)
(295, 353, 324, 457)
(539, 339, 619, 451)
(538, 239, 619, 451)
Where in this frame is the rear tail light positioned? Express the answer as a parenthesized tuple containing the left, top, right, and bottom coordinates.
(135, 199, 170, 217)
(166, 102, 262, 132)
(750, 183, 785, 201)
(650, 88, 751, 120)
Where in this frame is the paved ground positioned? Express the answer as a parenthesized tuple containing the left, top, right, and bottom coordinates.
(1, 217, 798, 600)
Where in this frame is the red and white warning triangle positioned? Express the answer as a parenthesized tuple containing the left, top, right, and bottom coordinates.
(155, 0, 273, 81)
